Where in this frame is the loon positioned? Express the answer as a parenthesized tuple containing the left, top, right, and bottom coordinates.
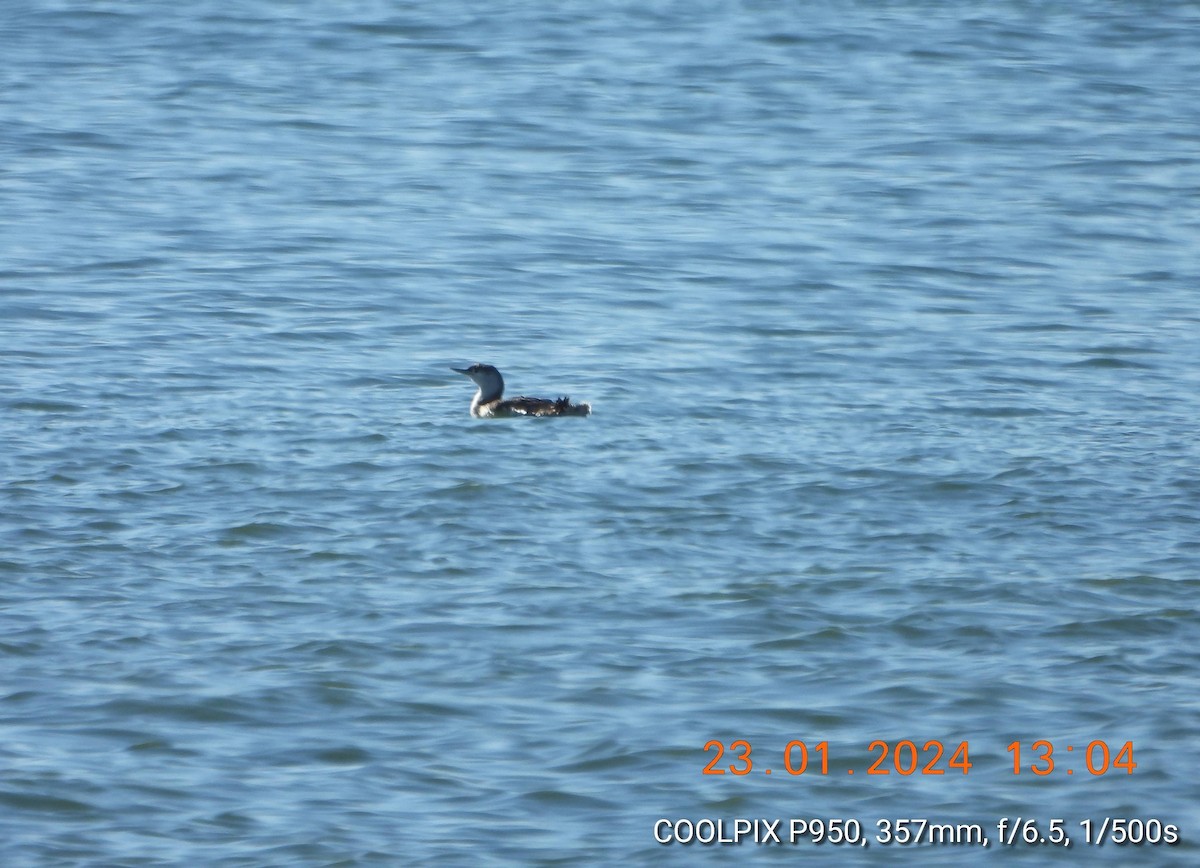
(452, 363, 592, 418)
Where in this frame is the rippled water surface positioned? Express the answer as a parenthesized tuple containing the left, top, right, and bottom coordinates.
(4, 1, 1200, 864)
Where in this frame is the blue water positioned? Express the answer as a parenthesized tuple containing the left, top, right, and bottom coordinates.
(3, 1, 1199, 864)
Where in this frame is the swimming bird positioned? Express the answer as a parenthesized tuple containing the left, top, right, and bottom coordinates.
(451, 363, 591, 418)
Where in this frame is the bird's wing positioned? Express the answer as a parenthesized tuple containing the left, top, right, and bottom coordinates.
(505, 396, 560, 416)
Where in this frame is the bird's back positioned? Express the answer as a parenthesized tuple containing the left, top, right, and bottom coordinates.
(499, 396, 591, 417)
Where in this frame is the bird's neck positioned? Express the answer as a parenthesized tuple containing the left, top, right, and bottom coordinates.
(471, 387, 503, 416)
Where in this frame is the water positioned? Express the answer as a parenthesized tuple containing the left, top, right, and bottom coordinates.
(3, 1, 1199, 864)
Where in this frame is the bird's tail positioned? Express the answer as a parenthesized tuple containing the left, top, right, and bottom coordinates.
(554, 397, 592, 417)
